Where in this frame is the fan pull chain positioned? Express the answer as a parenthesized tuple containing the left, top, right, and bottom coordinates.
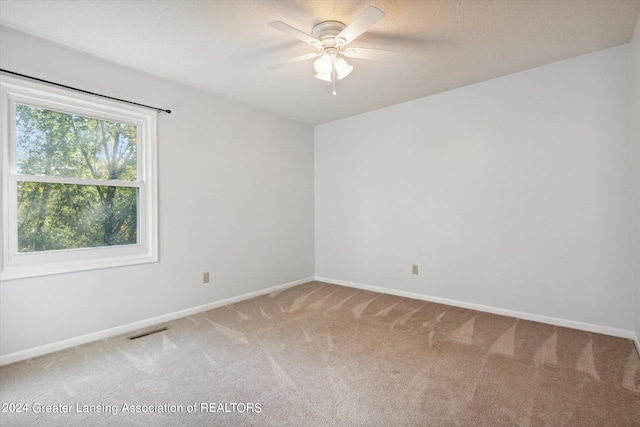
(332, 66, 337, 95)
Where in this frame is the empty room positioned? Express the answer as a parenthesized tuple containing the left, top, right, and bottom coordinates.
(1, 0, 639, 425)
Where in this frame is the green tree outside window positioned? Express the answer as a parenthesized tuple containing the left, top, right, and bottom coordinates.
(16, 105, 138, 252)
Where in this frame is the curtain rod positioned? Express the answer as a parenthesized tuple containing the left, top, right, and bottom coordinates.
(0, 69, 171, 114)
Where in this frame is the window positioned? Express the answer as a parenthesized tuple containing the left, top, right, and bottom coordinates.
(1, 76, 158, 280)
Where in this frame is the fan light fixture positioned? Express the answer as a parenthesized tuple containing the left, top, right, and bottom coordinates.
(313, 48, 353, 95)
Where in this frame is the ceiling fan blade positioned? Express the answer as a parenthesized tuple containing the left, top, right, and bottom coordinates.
(267, 52, 321, 70)
(336, 6, 385, 45)
(268, 21, 322, 47)
(342, 47, 400, 60)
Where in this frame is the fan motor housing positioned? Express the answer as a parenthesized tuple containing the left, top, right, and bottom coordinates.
(312, 21, 346, 47)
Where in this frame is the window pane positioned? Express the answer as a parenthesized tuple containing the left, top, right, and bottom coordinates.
(16, 104, 137, 181)
(17, 182, 138, 252)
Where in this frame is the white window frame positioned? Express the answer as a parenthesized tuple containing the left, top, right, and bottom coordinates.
(0, 76, 158, 280)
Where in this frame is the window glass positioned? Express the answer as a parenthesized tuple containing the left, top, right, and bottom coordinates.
(16, 104, 138, 181)
(17, 182, 138, 252)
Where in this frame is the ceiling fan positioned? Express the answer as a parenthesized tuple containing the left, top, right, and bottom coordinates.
(267, 6, 397, 95)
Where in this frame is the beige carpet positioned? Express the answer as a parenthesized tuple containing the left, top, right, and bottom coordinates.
(1, 281, 639, 426)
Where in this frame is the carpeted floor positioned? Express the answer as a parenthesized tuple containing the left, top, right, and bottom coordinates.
(1, 281, 639, 426)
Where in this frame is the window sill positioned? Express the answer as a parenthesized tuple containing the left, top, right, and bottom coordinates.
(0, 249, 158, 281)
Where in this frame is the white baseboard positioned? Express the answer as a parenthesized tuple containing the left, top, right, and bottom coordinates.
(0, 276, 313, 367)
(634, 334, 640, 358)
(315, 276, 637, 341)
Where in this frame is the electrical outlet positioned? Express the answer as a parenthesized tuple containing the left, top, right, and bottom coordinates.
(412, 264, 419, 275)
(203, 272, 210, 284)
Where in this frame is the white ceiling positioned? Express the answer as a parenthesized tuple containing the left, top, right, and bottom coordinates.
(1, 0, 639, 125)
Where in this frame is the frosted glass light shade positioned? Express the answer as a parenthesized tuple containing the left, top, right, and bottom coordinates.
(314, 54, 333, 75)
(335, 58, 353, 80)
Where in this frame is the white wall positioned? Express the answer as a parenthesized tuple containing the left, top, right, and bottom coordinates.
(315, 45, 634, 333)
(0, 26, 315, 359)
(631, 14, 640, 348)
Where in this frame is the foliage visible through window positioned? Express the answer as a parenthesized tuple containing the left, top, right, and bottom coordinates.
(16, 105, 139, 252)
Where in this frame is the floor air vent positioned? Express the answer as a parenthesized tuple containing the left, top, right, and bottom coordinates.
(127, 326, 169, 340)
